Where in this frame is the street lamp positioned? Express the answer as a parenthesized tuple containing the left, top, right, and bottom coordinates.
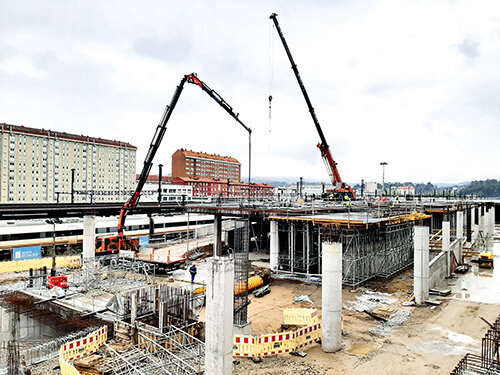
(46, 218, 63, 276)
(380, 162, 388, 196)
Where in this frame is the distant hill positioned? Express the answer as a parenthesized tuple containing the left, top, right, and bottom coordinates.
(459, 179, 500, 198)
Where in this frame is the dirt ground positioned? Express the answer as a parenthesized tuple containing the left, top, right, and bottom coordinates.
(232, 270, 499, 375)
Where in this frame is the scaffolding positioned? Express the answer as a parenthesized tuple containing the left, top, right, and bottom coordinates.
(274, 218, 414, 287)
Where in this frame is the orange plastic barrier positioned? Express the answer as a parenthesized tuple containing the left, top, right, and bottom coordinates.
(60, 326, 108, 374)
(283, 308, 319, 326)
(233, 323, 321, 358)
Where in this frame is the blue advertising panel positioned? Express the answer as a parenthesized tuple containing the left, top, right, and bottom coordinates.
(139, 236, 149, 248)
(13, 245, 42, 261)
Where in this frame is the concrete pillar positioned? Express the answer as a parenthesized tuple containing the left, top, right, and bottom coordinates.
(490, 206, 496, 235)
(213, 215, 222, 257)
(159, 301, 165, 333)
(473, 224, 479, 242)
(270, 221, 279, 271)
(456, 211, 464, 241)
(414, 226, 430, 305)
(442, 221, 451, 276)
(321, 242, 342, 353)
(205, 257, 234, 375)
(130, 291, 138, 324)
(479, 211, 485, 238)
(83, 216, 96, 263)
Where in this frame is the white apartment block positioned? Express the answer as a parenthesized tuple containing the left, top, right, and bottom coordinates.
(0, 123, 137, 203)
(140, 182, 193, 203)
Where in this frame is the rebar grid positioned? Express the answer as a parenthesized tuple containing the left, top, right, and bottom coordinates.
(102, 324, 204, 375)
(233, 219, 250, 326)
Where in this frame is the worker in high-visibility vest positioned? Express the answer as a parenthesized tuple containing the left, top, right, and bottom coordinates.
(344, 194, 351, 206)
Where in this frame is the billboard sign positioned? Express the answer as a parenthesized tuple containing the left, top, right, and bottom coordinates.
(13, 245, 42, 261)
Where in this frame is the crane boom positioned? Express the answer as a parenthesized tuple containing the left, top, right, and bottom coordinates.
(270, 13, 355, 198)
(117, 73, 251, 244)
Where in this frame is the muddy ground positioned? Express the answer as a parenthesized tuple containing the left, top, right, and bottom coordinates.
(232, 270, 498, 375)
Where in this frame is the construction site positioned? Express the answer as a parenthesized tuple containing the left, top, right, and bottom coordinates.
(0, 198, 498, 375)
(1, 7, 500, 375)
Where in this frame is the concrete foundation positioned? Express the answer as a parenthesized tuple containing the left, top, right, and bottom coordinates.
(270, 221, 279, 271)
(205, 257, 234, 375)
(414, 226, 430, 305)
(321, 242, 342, 353)
(83, 216, 96, 263)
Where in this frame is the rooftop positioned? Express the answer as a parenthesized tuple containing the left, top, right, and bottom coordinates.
(1, 123, 137, 149)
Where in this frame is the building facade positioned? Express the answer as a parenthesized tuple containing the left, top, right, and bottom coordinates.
(172, 149, 241, 181)
(172, 176, 274, 200)
(138, 175, 193, 203)
(0, 123, 137, 203)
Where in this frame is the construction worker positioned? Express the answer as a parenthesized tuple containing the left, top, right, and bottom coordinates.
(189, 263, 197, 284)
(344, 194, 351, 207)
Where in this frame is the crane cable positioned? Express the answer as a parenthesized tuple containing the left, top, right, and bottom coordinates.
(268, 21, 274, 149)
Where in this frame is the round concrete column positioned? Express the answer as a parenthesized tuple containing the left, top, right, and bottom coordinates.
(322, 242, 342, 352)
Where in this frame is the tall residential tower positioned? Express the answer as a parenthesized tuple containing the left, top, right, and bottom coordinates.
(0, 123, 137, 203)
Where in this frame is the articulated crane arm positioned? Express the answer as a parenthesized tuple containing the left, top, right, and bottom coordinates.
(270, 13, 355, 198)
(118, 73, 251, 245)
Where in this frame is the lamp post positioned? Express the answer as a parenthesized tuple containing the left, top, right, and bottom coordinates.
(46, 218, 62, 276)
(380, 162, 388, 196)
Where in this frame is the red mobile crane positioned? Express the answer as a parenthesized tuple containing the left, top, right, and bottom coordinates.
(270, 13, 356, 200)
(96, 73, 251, 254)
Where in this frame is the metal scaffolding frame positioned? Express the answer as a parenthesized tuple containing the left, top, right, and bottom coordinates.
(275, 221, 414, 287)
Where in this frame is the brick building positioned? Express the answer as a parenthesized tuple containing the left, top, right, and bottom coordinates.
(172, 149, 241, 181)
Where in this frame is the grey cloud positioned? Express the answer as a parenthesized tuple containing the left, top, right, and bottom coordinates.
(457, 37, 480, 61)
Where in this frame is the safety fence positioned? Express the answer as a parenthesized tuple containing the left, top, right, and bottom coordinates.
(0, 255, 81, 274)
(234, 309, 321, 358)
(59, 326, 107, 375)
(283, 308, 319, 326)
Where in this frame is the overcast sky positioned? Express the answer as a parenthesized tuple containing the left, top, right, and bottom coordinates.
(1, 1, 499, 185)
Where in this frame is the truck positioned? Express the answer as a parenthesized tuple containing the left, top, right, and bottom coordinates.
(96, 73, 251, 255)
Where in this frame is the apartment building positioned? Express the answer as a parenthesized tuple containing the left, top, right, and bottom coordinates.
(0, 123, 137, 203)
(172, 149, 241, 181)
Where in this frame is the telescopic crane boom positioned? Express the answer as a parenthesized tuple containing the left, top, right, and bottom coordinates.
(270, 13, 355, 199)
(117, 73, 251, 248)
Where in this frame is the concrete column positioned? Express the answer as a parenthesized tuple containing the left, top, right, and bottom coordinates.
(270, 221, 279, 271)
(473, 224, 479, 241)
(83, 216, 96, 262)
(442, 221, 451, 276)
(213, 215, 222, 257)
(479, 211, 485, 238)
(205, 257, 234, 375)
(490, 206, 496, 235)
(456, 211, 464, 241)
(159, 301, 165, 333)
(414, 226, 430, 305)
(322, 242, 342, 353)
(130, 291, 138, 324)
